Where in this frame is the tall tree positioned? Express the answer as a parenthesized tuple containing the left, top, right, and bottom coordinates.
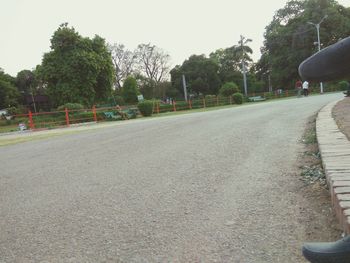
(170, 55, 221, 96)
(16, 70, 36, 95)
(134, 43, 171, 97)
(258, 0, 350, 89)
(122, 76, 139, 103)
(39, 23, 114, 107)
(0, 69, 20, 109)
(209, 41, 253, 92)
(108, 43, 135, 89)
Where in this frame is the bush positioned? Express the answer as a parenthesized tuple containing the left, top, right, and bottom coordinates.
(337, 81, 349, 91)
(57, 103, 84, 111)
(7, 106, 19, 115)
(205, 95, 216, 100)
(219, 82, 239, 97)
(204, 95, 217, 107)
(71, 112, 94, 122)
(137, 100, 153, 117)
(115, 95, 125, 106)
(264, 92, 273, 100)
(232, 92, 243, 104)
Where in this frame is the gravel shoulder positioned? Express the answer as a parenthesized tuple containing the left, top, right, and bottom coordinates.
(298, 116, 341, 243)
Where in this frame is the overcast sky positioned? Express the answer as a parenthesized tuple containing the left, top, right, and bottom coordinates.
(1, 0, 350, 76)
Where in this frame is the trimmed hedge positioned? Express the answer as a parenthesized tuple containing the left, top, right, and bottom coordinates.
(232, 93, 243, 104)
(57, 103, 84, 111)
(138, 100, 153, 117)
(219, 82, 239, 97)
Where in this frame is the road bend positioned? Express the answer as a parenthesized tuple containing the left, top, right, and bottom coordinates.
(0, 93, 343, 262)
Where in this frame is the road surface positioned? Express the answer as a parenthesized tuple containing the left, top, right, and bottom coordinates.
(0, 93, 343, 262)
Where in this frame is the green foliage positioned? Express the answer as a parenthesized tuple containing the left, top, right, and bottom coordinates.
(337, 80, 349, 91)
(257, 0, 350, 89)
(39, 23, 114, 107)
(219, 82, 239, 96)
(122, 76, 139, 103)
(135, 75, 154, 99)
(7, 106, 20, 115)
(114, 95, 125, 105)
(16, 70, 36, 95)
(70, 111, 94, 122)
(204, 95, 217, 107)
(205, 95, 216, 100)
(137, 100, 153, 116)
(210, 44, 252, 84)
(57, 103, 84, 111)
(159, 103, 173, 112)
(264, 92, 274, 99)
(170, 55, 221, 96)
(165, 86, 180, 99)
(0, 70, 20, 109)
(232, 92, 244, 104)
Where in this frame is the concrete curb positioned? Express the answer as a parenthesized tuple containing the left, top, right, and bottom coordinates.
(317, 98, 350, 233)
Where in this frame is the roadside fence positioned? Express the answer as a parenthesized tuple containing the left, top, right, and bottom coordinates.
(0, 105, 138, 133)
(0, 87, 338, 133)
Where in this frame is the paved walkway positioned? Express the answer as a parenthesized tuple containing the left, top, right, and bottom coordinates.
(317, 99, 350, 233)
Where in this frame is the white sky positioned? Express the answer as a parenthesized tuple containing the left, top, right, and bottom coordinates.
(1, 0, 350, 76)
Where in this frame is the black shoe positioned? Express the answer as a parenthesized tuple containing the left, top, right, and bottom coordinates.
(302, 236, 350, 263)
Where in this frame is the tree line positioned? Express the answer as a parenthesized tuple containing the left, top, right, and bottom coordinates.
(1, 0, 350, 112)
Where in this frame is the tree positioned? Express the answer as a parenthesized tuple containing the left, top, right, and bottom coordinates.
(16, 69, 36, 95)
(122, 76, 139, 103)
(258, 0, 350, 89)
(108, 43, 135, 89)
(0, 69, 20, 109)
(170, 55, 221, 96)
(210, 43, 253, 85)
(134, 43, 171, 97)
(39, 23, 114, 107)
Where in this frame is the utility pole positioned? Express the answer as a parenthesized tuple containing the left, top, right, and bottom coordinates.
(308, 15, 327, 94)
(182, 74, 188, 101)
(240, 35, 251, 97)
(31, 90, 37, 113)
(268, 74, 272, 93)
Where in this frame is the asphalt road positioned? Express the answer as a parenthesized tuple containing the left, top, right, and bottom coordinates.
(0, 93, 343, 262)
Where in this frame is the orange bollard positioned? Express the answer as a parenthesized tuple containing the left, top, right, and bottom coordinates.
(65, 108, 70, 126)
(92, 105, 97, 122)
(28, 110, 35, 130)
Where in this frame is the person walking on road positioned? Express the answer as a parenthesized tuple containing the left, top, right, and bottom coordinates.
(295, 79, 302, 97)
(302, 80, 309, 96)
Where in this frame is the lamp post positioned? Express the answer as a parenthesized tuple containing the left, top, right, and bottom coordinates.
(308, 15, 328, 94)
(239, 35, 252, 97)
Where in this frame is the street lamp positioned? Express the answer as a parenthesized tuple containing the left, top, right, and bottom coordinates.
(239, 35, 252, 97)
(307, 15, 328, 93)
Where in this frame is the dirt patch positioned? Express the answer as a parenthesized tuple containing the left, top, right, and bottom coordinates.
(298, 116, 342, 242)
(333, 97, 350, 140)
